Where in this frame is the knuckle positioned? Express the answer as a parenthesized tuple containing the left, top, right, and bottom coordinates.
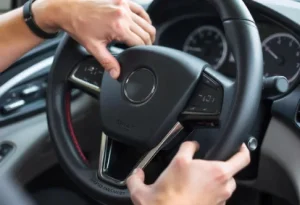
(222, 187, 233, 199)
(113, 20, 125, 33)
(173, 156, 189, 168)
(232, 179, 237, 191)
(114, 7, 126, 18)
(114, 0, 125, 6)
(212, 164, 229, 182)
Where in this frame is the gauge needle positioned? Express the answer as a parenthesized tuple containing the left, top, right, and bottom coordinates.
(264, 45, 279, 60)
(185, 47, 202, 52)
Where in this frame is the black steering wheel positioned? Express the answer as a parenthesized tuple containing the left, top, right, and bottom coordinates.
(46, 0, 263, 204)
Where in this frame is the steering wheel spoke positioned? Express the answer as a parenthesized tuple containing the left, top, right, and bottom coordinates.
(68, 46, 124, 98)
(98, 122, 183, 186)
(69, 58, 102, 97)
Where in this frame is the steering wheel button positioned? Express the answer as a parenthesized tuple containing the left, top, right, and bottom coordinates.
(195, 107, 210, 113)
(73, 59, 104, 88)
(21, 85, 40, 96)
(181, 73, 223, 123)
(247, 137, 258, 151)
(202, 74, 220, 90)
(186, 106, 197, 112)
(2, 99, 25, 114)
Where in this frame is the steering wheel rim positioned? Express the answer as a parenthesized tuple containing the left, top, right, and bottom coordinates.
(46, 0, 263, 204)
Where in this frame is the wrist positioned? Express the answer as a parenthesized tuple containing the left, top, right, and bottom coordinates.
(31, 0, 60, 34)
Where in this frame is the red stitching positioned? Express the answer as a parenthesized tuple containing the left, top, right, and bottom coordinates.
(65, 92, 88, 163)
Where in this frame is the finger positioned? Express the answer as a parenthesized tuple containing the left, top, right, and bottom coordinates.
(130, 22, 151, 45)
(175, 141, 200, 160)
(226, 178, 237, 196)
(120, 28, 145, 47)
(127, 168, 147, 194)
(220, 178, 236, 202)
(87, 43, 120, 79)
(217, 202, 226, 205)
(218, 178, 235, 203)
(225, 144, 251, 176)
(128, 1, 151, 24)
(132, 13, 156, 43)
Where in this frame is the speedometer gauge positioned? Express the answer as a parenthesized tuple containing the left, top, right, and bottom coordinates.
(183, 26, 228, 70)
(262, 33, 300, 84)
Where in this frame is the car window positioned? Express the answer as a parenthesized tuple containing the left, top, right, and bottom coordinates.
(0, 0, 155, 13)
(0, 0, 12, 13)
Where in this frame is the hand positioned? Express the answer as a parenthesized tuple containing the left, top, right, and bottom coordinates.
(32, 0, 156, 79)
(127, 142, 250, 205)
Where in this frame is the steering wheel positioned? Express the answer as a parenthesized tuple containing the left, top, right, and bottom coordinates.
(46, 0, 263, 204)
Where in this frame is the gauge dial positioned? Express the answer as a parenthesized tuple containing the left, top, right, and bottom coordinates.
(183, 26, 228, 69)
(262, 33, 300, 84)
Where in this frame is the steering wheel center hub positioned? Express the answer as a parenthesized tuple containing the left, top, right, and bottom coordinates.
(124, 68, 156, 104)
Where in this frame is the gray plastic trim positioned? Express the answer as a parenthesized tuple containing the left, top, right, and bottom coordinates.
(98, 122, 183, 186)
(238, 117, 300, 205)
(0, 56, 54, 98)
(69, 67, 101, 93)
(258, 117, 300, 204)
(0, 94, 98, 183)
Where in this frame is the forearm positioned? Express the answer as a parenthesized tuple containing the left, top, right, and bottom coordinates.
(0, 0, 155, 79)
(0, 1, 58, 73)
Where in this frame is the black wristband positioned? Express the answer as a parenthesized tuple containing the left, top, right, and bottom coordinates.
(23, 0, 58, 39)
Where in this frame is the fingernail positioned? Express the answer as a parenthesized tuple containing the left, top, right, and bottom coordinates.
(193, 141, 200, 149)
(193, 140, 199, 145)
(110, 69, 118, 79)
(109, 69, 118, 78)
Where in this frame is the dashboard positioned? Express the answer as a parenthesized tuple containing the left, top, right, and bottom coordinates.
(156, 14, 300, 89)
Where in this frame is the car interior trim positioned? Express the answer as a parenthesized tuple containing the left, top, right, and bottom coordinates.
(69, 67, 101, 94)
(97, 122, 183, 186)
(65, 91, 88, 163)
(256, 117, 300, 204)
(0, 56, 54, 98)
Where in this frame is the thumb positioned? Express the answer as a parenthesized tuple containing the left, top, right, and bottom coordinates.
(90, 43, 121, 79)
(127, 168, 146, 193)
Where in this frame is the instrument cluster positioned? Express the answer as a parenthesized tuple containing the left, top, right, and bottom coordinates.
(157, 15, 300, 88)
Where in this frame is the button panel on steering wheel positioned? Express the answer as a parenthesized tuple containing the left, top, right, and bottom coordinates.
(182, 72, 223, 126)
(69, 58, 103, 96)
